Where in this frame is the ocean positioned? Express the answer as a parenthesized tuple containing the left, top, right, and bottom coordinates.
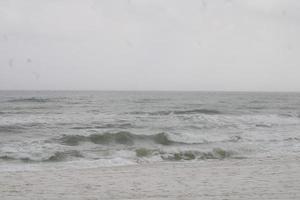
(0, 91, 300, 171)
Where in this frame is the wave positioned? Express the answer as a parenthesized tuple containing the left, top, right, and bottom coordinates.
(0, 109, 62, 115)
(246, 106, 267, 110)
(135, 148, 239, 160)
(71, 123, 134, 130)
(58, 131, 244, 146)
(0, 150, 83, 163)
(279, 113, 295, 118)
(7, 97, 52, 103)
(0, 124, 24, 133)
(59, 132, 178, 146)
(255, 124, 272, 128)
(0, 148, 239, 164)
(46, 150, 83, 162)
(0, 123, 45, 133)
(283, 137, 300, 142)
(249, 100, 266, 104)
(134, 98, 170, 103)
(130, 109, 222, 116)
(173, 109, 221, 115)
(161, 148, 234, 160)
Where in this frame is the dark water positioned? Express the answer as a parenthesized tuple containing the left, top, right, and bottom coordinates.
(0, 91, 300, 170)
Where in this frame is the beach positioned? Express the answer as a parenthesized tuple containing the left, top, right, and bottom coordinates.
(1, 0, 300, 198)
(1, 156, 299, 200)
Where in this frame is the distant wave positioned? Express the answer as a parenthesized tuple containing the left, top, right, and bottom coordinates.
(129, 109, 222, 116)
(249, 100, 266, 104)
(133, 98, 170, 103)
(0, 124, 24, 133)
(279, 113, 295, 118)
(1, 123, 45, 129)
(0, 123, 46, 133)
(7, 97, 58, 103)
(173, 109, 221, 115)
(283, 137, 300, 142)
(246, 106, 267, 110)
(71, 123, 134, 130)
(255, 124, 272, 128)
(0, 150, 83, 163)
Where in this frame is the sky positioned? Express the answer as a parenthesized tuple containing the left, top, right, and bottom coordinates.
(0, 0, 299, 91)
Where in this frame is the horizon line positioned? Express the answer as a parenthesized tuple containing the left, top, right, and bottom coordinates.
(0, 89, 300, 93)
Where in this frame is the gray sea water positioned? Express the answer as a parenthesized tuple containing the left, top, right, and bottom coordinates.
(0, 91, 300, 171)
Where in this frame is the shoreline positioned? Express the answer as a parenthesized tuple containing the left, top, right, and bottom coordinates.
(1, 156, 300, 200)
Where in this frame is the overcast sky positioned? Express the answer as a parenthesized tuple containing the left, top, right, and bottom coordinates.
(0, 0, 299, 91)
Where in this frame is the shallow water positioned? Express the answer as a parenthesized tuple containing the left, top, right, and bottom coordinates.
(0, 91, 300, 171)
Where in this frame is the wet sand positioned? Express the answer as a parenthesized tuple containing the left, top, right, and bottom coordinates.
(1, 156, 300, 200)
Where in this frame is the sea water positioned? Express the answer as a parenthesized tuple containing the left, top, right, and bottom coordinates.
(0, 91, 299, 171)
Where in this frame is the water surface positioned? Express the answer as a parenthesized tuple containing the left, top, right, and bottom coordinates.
(0, 91, 299, 171)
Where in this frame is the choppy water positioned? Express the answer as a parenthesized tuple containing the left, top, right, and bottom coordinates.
(0, 91, 300, 171)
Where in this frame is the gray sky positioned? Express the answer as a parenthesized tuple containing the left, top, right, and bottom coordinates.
(0, 0, 299, 91)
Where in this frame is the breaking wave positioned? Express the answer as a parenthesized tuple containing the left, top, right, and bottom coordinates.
(0, 148, 239, 164)
(58, 132, 175, 146)
(45, 150, 83, 162)
(58, 132, 244, 146)
(135, 148, 239, 160)
(0, 150, 83, 163)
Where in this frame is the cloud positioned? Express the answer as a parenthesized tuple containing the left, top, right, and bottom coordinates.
(0, 0, 299, 91)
